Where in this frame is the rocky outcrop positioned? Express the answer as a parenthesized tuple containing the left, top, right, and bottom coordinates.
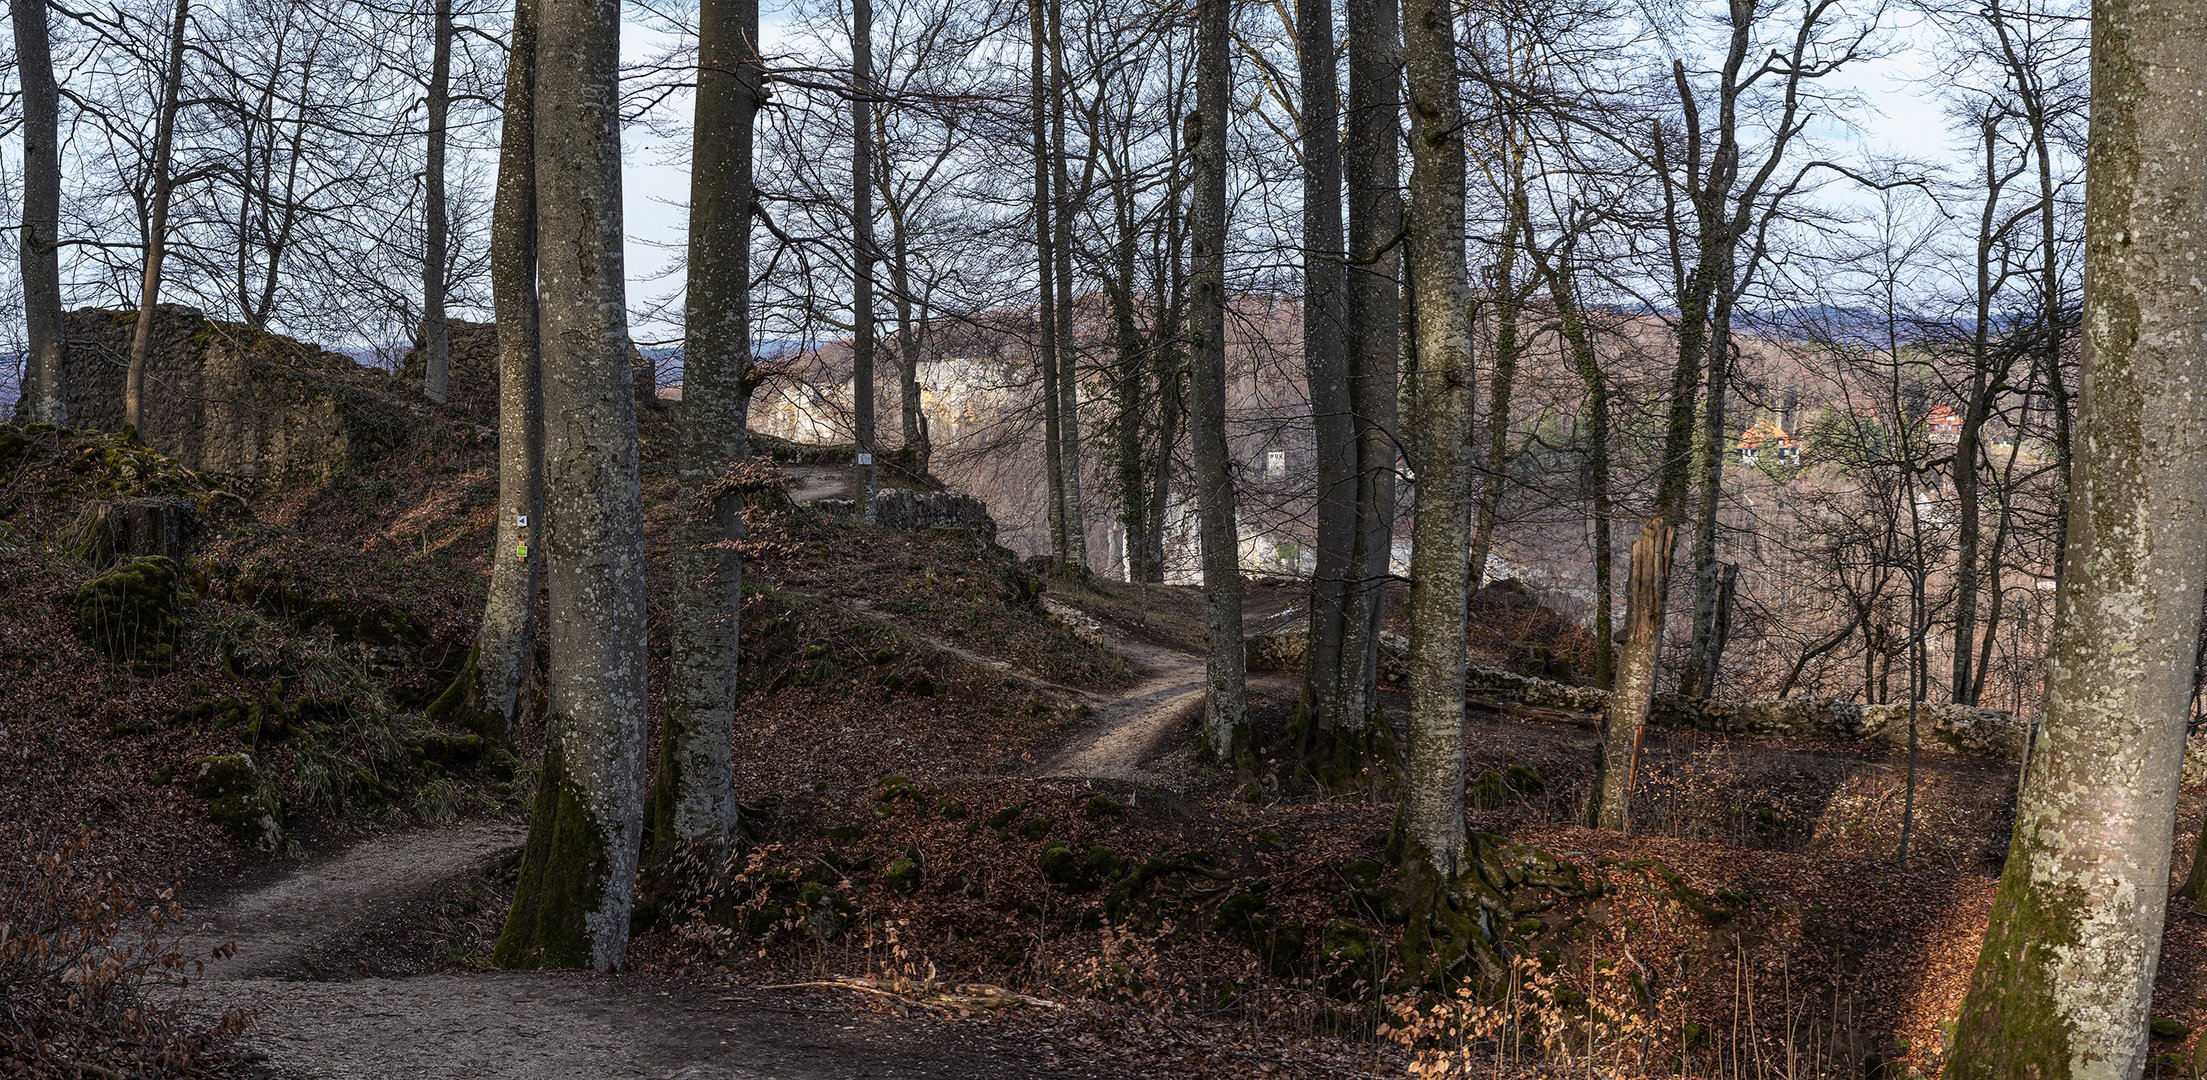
(51, 306, 421, 488)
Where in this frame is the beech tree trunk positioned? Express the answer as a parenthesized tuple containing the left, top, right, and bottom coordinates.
(1189, 0, 1247, 760)
(849, 0, 876, 512)
(432, 0, 541, 746)
(421, 0, 453, 404)
(1298, 0, 1356, 740)
(1338, 0, 1403, 727)
(11, 0, 63, 425)
(1947, 0, 2207, 1067)
(494, 0, 648, 973)
(649, 0, 760, 854)
(124, 0, 191, 435)
(1592, 517, 1672, 831)
(1030, 0, 1068, 562)
(1397, 0, 1472, 882)
(1047, 0, 1085, 569)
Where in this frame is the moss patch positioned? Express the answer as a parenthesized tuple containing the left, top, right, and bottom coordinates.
(190, 752, 284, 851)
(1943, 841, 2086, 1079)
(75, 555, 184, 667)
(494, 736, 611, 970)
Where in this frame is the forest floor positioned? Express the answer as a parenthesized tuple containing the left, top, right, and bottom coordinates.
(10, 406, 2207, 1079)
(161, 588, 1301, 1079)
(167, 820, 1101, 1079)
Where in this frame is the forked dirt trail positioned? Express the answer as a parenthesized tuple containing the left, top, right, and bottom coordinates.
(170, 595, 1223, 1080)
(1033, 630, 1208, 787)
(176, 822, 1099, 1079)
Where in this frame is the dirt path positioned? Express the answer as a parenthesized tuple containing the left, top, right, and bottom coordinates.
(1031, 629, 1207, 787)
(175, 823, 1097, 1080)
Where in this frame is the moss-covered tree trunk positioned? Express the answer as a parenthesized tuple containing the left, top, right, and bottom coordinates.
(1338, 0, 1403, 728)
(1189, 0, 1248, 760)
(649, 0, 760, 854)
(494, 0, 648, 973)
(11, 0, 65, 426)
(1946, 0, 2207, 1068)
(433, 0, 542, 748)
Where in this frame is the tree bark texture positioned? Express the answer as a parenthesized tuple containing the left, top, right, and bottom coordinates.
(10, 0, 64, 425)
(1592, 516, 1673, 832)
(494, 0, 648, 973)
(1397, 0, 1472, 881)
(1297, 0, 1355, 736)
(1189, 0, 1248, 760)
(650, 0, 761, 854)
(1338, 0, 1403, 729)
(432, 0, 543, 746)
(1948, 0, 2207, 1069)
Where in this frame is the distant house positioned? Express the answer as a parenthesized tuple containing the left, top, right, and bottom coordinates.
(1925, 404, 1963, 444)
(1737, 420, 1800, 465)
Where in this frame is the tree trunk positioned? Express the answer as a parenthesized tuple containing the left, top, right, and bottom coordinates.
(1338, 0, 1402, 727)
(1189, 0, 1247, 761)
(1947, 0, 2207, 1066)
(10, 0, 63, 425)
(124, 0, 191, 435)
(1030, 0, 1067, 562)
(1591, 517, 1672, 832)
(1108, 183, 1151, 582)
(1549, 258, 1613, 688)
(1048, 0, 1085, 570)
(1397, 0, 1472, 883)
(421, 0, 453, 405)
(849, 0, 876, 514)
(648, 0, 760, 855)
(1680, 298, 1735, 697)
(1298, 0, 1355, 739)
(430, 0, 542, 746)
(1466, 185, 1525, 592)
(494, 0, 648, 973)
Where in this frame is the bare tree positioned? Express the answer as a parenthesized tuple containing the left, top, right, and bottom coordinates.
(430, 0, 541, 744)
(421, 0, 453, 403)
(10, 0, 64, 424)
(850, 0, 877, 508)
(1336, 0, 1403, 731)
(1395, 0, 1473, 940)
(1296, 0, 1357, 756)
(1188, 0, 1247, 759)
(122, 0, 190, 434)
(649, 0, 763, 853)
